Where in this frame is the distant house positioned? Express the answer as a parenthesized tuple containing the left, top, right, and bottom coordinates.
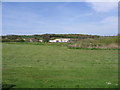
(49, 40, 56, 42)
(39, 40, 43, 42)
(23, 38, 26, 41)
(30, 38, 39, 42)
(49, 38, 71, 43)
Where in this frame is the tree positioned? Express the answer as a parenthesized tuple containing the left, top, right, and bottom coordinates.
(43, 34, 50, 42)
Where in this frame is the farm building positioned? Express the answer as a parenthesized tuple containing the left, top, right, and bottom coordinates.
(39, 40, 43, 42)
(49, 38, 71, 42)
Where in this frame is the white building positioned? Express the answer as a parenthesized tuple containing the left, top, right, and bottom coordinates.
(39, 40, 43, 42)
(49, 40, 57, 42)
(49, 38, 71, 42)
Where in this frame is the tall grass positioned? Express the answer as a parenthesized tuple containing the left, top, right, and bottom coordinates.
(68, 36, 118, 49)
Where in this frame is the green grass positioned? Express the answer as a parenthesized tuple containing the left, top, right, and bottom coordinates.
(2, 43, 118, 88)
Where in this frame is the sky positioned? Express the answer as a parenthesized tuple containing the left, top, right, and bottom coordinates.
(2, 1, 118, 36)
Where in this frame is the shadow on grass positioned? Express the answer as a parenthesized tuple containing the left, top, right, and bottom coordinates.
(2, 84, 16, 90)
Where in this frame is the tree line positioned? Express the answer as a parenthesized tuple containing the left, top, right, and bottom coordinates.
(1, 34, 100, 42)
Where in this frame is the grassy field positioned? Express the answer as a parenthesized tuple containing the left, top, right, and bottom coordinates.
(2, 43, 118, 88)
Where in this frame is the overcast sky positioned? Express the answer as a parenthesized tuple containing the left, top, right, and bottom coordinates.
(2, 2, 118, 36)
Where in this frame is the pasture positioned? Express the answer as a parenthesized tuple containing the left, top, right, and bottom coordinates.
(2, 43, 118, 88)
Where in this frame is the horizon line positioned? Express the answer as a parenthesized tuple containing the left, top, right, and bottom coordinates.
(1, 33, 118, 36)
